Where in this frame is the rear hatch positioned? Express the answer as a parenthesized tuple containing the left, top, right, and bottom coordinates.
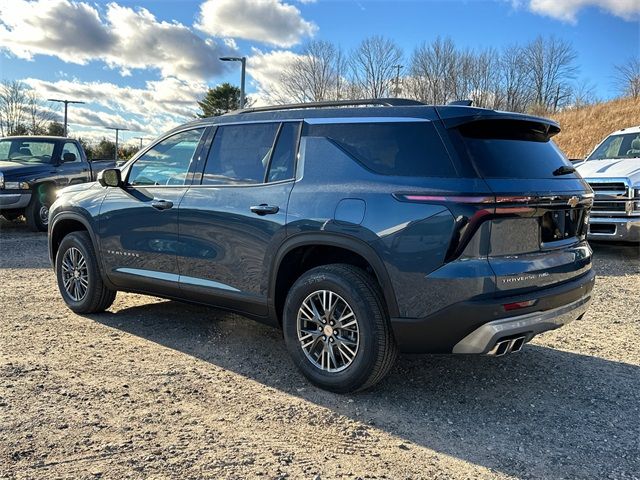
(438, 110, 594, 296)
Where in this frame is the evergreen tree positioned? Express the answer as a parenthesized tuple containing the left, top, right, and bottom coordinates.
(197, 83, 247, 117)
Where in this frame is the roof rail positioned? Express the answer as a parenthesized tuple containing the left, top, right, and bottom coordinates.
(230, 98, 425, 115)
(448, 100, 473, 106)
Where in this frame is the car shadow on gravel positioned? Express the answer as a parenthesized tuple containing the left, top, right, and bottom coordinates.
(92, 300, 640, 479)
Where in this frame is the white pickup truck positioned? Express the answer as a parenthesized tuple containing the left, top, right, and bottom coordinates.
(576, 126, 640, 242)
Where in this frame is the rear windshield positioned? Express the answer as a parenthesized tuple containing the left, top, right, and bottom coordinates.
(454, 120, 574, 179)
(305, 121, 457, 177)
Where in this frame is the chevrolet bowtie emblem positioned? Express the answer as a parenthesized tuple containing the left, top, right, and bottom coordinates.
(567, 196, 579, 208)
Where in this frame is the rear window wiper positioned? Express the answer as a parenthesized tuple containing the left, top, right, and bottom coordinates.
(553, 165, 576, 176)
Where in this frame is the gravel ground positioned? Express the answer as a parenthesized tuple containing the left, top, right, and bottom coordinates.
(1, 218, 639, 480)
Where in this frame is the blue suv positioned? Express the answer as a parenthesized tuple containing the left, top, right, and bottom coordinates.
(49, 99, 595, 392)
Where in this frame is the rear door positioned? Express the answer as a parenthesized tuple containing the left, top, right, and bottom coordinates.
(177, 121, 300, 316)
(98, 127, 207, 294)
(446, 118, 593, 295)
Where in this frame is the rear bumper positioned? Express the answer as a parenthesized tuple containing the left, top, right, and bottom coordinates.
(452, 293, 591, 354)
(587, 216, 640, 242)
(390, 269, 595, 354)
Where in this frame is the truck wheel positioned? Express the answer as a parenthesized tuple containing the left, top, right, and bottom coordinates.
(282, 264, 397, 393)
(55, 231, 116, 313)
(25, 190, 50, 232)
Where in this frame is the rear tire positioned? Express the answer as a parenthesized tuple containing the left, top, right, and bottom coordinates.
(55, 231, 116, 313)
(282, 264, 397, 393)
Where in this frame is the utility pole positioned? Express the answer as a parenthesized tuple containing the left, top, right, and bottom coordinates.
(47, 99, 85, 137)
(392, 65, 403, 98)
(106, 127, 129, 162)
(133, 136, 147, 150)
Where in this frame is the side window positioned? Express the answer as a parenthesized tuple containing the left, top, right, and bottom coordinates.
(128, 128, 205, 186)
(267, 122, 300, 182)
(305, 122, 456, 177)
(202, 123, 279, 185)
(61, 142, 81, 162)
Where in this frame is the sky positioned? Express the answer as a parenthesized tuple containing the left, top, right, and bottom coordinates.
(0, 0, 638, 146)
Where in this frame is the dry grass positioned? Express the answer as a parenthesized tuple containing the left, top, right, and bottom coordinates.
(549, 96, 640, 159)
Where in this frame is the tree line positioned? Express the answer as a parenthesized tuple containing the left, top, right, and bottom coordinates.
(259, 35, 640, 114)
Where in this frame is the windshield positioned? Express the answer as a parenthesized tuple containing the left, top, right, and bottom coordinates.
(0, 139, 57, 164)
(587, 132, 640, 160)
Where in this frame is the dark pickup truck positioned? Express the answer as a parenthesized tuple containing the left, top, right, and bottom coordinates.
(0, 136, 115, 231)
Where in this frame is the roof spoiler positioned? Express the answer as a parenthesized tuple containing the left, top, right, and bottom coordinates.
(448, 100, 473, 106)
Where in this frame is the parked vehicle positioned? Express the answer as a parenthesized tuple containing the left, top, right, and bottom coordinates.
(0, 136, 115, 231)
(48, 99, 595, 392)
(575, 126, 640, 242)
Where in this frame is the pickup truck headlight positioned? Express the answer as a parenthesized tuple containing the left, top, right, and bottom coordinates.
(3, 181, 30, 190)
(0, 172, 4, 189)
(634, 187, 640, 211)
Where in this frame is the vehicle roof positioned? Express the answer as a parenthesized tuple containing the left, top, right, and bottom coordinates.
(608, 125, 640, 136)
(174, 102, 559, 135)
(0, 135, 70, 141)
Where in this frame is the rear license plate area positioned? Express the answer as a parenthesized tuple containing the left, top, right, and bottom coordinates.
(541, 209, 584, 242)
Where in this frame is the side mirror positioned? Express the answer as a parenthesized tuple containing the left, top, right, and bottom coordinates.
(62, 152, 76, 163)
(98, 168, 123, 188)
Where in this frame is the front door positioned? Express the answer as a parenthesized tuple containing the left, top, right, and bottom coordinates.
(98, 127, 208, 295)
(178, 121, 301, 316)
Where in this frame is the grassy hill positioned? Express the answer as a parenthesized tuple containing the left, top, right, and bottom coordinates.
(550, 96, 640, 159)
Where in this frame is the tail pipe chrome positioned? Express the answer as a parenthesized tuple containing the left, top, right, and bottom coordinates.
(488, 335, 527, 356)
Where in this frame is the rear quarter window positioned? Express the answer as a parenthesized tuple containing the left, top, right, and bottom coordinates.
(305, 121, 457, 177)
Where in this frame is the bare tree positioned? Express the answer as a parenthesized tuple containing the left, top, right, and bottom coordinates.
(0, 80, 57, 136)
(614, 57, 640, 99)
(524, 36, 578, 112)
(274, 40, 347, 104)
(26, 91, 57, 135)
(409, 37, 458, 104)
(569, 79, 598, 109)
(0, 80, 28, 136)
(466, 48, 502, 109)
(350, 35, 403, 98)
(500, 44, 533, 112)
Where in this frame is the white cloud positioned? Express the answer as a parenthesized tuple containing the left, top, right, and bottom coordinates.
(247, 48, 304, 105)
(196, 0, 317, 47)
(510, 0, 640, 22)
(0, 0, 236, 81)
(24, 77, 206, 135)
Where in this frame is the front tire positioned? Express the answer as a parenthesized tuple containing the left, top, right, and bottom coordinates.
(25, 192, 49, 232)
(282, 264, 397, 393)
(55, 231, 116, 313)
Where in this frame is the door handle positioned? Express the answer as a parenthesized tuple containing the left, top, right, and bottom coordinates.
(151, 199, 174, 210)
(250, 204, 279, 216)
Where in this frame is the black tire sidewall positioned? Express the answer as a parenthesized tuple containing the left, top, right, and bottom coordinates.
(26, 194, 48, 232)
(55, 232, 101, 312)
(283, 267, 385, 392)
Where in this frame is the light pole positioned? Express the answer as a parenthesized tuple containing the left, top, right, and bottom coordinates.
(392, 65, 403, 98)
(47, 98, 85, 137)
(106, 127, 129, 162)
(220, 56, 247, 109)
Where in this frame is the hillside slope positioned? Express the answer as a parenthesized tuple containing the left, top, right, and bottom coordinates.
(550, 96, 640, 159)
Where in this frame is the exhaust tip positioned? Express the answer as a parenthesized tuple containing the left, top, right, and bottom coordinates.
(488, 336, 528, 356)
(511, 336, 526, 353)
